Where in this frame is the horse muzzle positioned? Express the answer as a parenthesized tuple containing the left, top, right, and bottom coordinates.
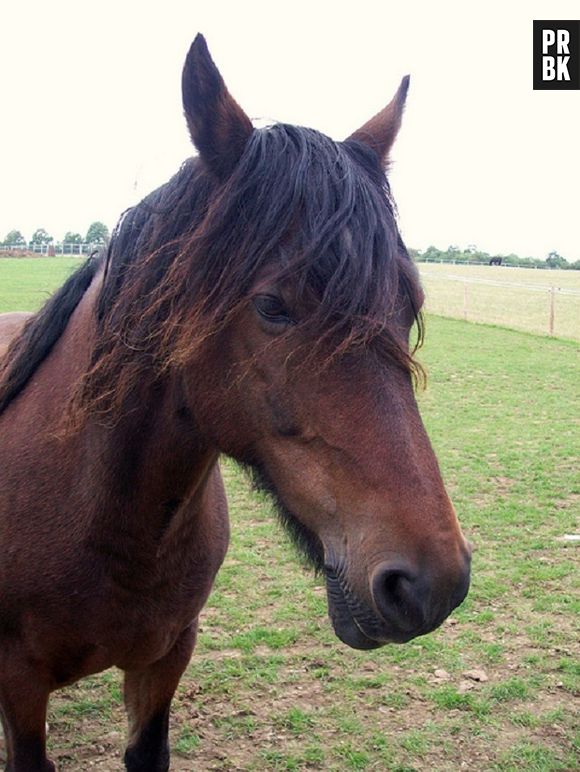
(324, 553, 471, 649)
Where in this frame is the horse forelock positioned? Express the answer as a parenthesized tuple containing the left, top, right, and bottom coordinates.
(71, 123, 424, 422)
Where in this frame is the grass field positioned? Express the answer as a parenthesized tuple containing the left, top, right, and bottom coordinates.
(0, 256, 84, 312)
(2, 258, 579, 341)
(1, 260, 579, 770)
(418, 263, 580, 342)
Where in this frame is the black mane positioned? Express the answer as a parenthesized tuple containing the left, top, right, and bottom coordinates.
(0, 256, 101, 416)
(101, 124, 410, 327)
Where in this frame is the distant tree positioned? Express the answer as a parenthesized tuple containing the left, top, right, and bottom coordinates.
(545, 250, 568, 269)
(63, 232, 83, 244)
(412, 244, 578, 269)
(464, 248, 487, 264)
(423, 245, 443, 261)
(31, 228, 53, 244)
(85, 221, 109, 244)
(3, 229, 26, 246)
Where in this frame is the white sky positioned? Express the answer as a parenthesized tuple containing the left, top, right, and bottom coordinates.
(1, 0, 579, 260)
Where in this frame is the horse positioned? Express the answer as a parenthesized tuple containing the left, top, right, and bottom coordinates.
(0, 34, 471, 772)
(489, 257, 502, 266)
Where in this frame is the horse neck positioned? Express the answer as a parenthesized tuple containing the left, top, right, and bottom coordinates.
(95, 373, 218, 520)
(69, 304, 223, 585)
(58, 270, 219, 530)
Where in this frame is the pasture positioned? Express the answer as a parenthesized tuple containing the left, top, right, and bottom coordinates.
(0, 256, 83, 313)
(418, 263, 580, 342)
(1, 259, 578, 770)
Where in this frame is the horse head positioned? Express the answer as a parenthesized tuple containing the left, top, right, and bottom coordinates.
(177, 35, 471, 648)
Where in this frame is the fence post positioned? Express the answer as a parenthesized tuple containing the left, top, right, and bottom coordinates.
(463, 282, 469, 321)
(548, 287, 555, 336)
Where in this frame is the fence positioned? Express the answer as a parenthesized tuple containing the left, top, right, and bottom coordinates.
(419, 258, 553, 269)
(0, 243, 99, 256)
(418, 265, 580, 341)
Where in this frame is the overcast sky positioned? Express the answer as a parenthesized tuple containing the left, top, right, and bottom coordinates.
(1, 0, 579, 260)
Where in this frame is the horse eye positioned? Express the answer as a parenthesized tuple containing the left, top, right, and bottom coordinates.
(253, 295, 294, 325)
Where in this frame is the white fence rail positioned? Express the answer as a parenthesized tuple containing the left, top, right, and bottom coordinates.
(419, 258, 564, 270)
(418, 267, 580, 340)
(0, 243, 101, 255)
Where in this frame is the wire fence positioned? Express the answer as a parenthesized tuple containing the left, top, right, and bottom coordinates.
(418, 265, 580, 341)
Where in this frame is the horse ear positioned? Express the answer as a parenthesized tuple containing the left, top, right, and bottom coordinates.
(346, 76, 410, 167)
(182, 34, 253, 180)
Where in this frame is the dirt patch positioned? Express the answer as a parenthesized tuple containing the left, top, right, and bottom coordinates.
(554, 492, 580, 511)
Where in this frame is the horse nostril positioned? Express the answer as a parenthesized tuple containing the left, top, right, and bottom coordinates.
(382, 568, 408, 597)
(371, 563, 424, 632)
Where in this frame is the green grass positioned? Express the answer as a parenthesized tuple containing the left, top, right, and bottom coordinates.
(0, 256, 83, 312)
(1, 259, 578, 770)
(174, 726, 201, 755)
(418, 262, 580, 340)
(493, 741, 578, 771)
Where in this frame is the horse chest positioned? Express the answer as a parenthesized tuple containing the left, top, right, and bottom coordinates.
(95, 570, 208, 669)
(98, 520, 227, 668)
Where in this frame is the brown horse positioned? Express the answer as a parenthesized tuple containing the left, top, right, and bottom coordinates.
(0, 35, 471, 772)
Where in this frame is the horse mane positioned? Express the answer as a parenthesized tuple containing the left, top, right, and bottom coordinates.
(1, 123, 424, 423)
(0, 256, 101, 417)
(74, 124, 424, 421)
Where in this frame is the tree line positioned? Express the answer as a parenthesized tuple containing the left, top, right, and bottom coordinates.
(2, 229, 577, 270)
(410, 245, 579, 271)
(1, 222, 109, 247)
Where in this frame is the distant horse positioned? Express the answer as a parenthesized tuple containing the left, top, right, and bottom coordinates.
(489, 257, 502, 266)
(0, 35, 470, 772)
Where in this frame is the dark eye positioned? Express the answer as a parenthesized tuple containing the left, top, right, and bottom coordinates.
(253, 294, 294, 325)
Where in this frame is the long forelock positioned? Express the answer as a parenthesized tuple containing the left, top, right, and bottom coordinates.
(71, 122, 423, 422)
(225, 126, 422, 372)
(217, 125, 402, 299)
(181, 124, 419, 355)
